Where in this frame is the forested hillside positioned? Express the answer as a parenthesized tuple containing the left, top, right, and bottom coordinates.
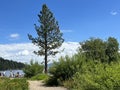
(0, 57, 25, 70)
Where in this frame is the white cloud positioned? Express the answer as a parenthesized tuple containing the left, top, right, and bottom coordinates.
(0, 42, 80, 64)
(110, 11, 118, 16)
(10, 33, 19, 39)
(16, 50, 29, 56)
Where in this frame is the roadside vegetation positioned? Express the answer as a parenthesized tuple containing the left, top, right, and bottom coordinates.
(0, 77, 28, 90)
(45, 37, 120, 90)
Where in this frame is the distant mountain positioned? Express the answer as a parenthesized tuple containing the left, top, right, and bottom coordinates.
(0, 57, 25, 70)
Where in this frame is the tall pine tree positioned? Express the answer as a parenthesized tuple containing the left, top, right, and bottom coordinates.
(28, 4, 64, 73)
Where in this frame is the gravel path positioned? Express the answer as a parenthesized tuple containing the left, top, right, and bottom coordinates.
(28, 80, 67, 90)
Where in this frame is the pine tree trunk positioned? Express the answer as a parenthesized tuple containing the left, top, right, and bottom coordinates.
(44, 50, 47, 73)
(44, 32, 47, 74)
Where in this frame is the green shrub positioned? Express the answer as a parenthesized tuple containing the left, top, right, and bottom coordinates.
(23, 60, 44, 78)
(0, 78, 28, 90)
(70, 62, 120, 90)
(63, 79, 74, 89)
(46, 54, 85, 86)
(45, 76, 59, 86)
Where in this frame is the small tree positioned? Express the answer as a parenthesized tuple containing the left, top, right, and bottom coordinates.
(106, 37, 119, 63)
(80, 38, 107, 62)
(80, 37, 119, 63)
(28, 4, 64, 73)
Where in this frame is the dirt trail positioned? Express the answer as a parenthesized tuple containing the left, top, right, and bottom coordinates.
(28, 80, 67, 90)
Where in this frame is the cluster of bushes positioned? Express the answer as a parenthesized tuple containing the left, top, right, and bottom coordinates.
(64, 61, 120, 90)
(0, 77, 28, 90)
(46, 54, 84, 86)
(46, 54, 120, 90)
(45, 37, 120, 90)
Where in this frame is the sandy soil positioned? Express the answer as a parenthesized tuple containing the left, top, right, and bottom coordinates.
(28, 80, 67, 90)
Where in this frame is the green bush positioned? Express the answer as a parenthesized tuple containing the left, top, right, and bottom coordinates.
(23, 60, 44, 78)
(70, 62, 120, 90)
(45, 76, 59, 86)
(0, 77, 28, 90)
(46, 54, 85, 86)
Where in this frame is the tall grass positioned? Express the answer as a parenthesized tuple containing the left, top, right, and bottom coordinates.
(0, 77, 28, 90)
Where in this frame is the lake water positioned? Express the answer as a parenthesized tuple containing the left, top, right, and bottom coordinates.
(0, 70, 24, 77)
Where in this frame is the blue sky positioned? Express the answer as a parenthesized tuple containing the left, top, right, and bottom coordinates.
(1, 0, 120, 63)
(0, 0, 120, 44)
